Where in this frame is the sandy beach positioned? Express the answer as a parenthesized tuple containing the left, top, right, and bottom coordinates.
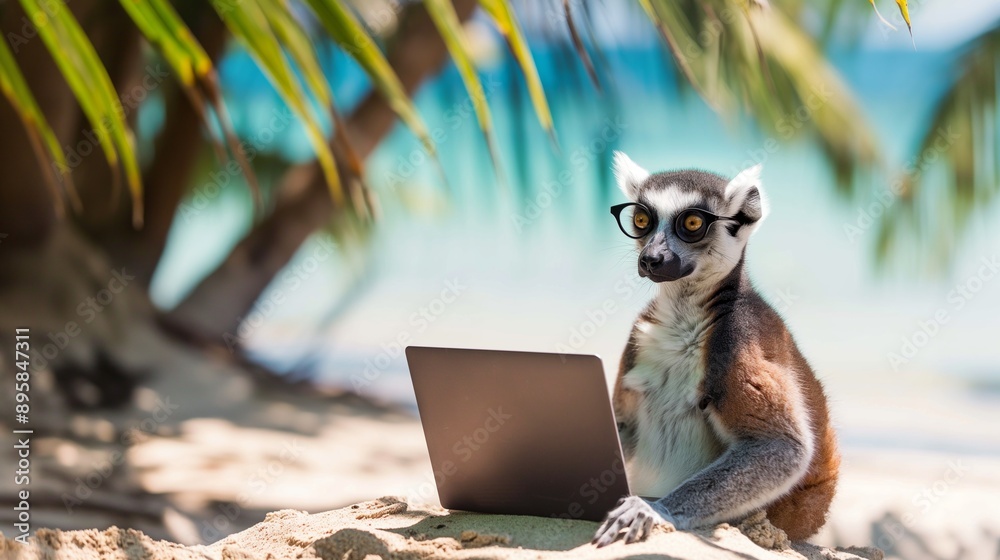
(2, 496, 888, 560)
(1, 320, 998, 559)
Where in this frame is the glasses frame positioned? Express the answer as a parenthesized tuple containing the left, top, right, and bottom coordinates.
(610, 202, 730, 243)
(610, 202, 657, 239)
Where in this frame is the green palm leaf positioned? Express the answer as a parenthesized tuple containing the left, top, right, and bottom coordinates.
(119, 0, 261, 209)
(0, 35, 78, 214)
(876, 26, 1000, 269)
(751, 7, 879, 187)
(259, 0, 334, 108)
(303, 0, 436, 156)
(478, 0, 556, 146)
(260, 0, 370, 211)
(425, 0, 502, 178)
(640, 0, 878, 190)
(20, 0, 143, 225)
(636, 0, 715, 107)
(210, 0, 343, 204)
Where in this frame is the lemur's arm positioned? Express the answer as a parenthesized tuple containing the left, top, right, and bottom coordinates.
(662, 354, 814, 528)
(659, 436, 808, 528)
(612, 328, 641, 459)
(595, 351, 814, 546)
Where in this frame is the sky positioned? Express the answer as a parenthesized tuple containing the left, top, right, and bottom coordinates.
(541, 0, 1000, 51)
(862, 0, 1000, 49)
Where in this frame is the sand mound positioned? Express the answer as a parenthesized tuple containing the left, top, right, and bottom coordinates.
(1, 497, 882, 560)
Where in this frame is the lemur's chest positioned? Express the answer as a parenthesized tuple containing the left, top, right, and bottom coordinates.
(622, 301, 725, 497)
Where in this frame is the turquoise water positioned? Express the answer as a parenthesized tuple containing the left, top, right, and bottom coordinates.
(151, 36, 1000, 409)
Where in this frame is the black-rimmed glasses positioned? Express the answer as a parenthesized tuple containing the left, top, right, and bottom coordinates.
(610, 203, 729, 243)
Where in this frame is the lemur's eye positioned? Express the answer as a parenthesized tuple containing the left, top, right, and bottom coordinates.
(610, 202, 656, 239)
(684, 214, 703, 232)
(675, 209, 716, 243)
(633, 210, 651, 230)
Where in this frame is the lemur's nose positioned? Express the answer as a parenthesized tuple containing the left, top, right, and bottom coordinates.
(639, 253, 664, 273)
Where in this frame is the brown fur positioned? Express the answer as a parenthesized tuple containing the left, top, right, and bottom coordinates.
(764, 372, 840, 540)
(704, 310, 840, 540)
(611, 331, 640, 427)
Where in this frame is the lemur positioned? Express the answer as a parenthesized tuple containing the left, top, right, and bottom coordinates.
(593, 152, 840, 547)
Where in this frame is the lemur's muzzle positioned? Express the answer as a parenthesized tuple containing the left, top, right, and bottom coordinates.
(638, 247, 694, 282)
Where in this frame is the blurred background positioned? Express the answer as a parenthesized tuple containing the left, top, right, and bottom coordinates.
(0, 0, 998, 558)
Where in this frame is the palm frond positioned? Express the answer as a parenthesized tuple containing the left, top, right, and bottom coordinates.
(0, 34, 78, 215)
(259, 0, 334, 108)
(303, 0, 437, 156)
(211, 0, 343, 203)
(260, 0, 370, 211)
(894, 0, 913, 45)
(478, 0, 556, 147)
(640, 0, 879, 189)
(21, 0, 144, 226)
(875, 26, 1000, 269)
(561, 0, 601, 91)
(425, 0, 503, 180)
(119, 0, 261, 209)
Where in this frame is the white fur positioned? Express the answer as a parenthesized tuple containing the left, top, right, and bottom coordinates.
(775, 372, 816, 489)
(724, 164, 770, 227)
(623, 286, 725, 498)
(613, 151, 650, 200)
(644, 189, 701, 225)
(691, 165, 769, 285)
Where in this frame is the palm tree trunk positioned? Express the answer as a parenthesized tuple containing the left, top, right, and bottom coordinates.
(92, 14, 229, 286)
(166, 0, 477, 342)
(0, 1, 95, 246)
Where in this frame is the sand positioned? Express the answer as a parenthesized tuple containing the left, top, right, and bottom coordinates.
(1, 496, 883, 560)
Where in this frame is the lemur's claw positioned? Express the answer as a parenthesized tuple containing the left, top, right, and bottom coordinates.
(592, 496, 672, 547)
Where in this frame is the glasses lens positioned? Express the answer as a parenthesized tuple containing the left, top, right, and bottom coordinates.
(631, 206, 652, 235)
(675, 209, 709, 242)
(614, 204, 653, 238)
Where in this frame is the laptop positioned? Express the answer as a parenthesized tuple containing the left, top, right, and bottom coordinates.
(405, 346, 629, 521)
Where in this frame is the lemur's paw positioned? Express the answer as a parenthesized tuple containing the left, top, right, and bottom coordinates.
(592, 496, 674, 547)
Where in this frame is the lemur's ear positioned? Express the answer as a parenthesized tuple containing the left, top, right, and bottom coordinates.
(724, 164, 769, 233)
(613, 151, 649, 200)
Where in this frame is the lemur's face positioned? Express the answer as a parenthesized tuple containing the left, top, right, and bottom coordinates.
(610, 151, 768, 284)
